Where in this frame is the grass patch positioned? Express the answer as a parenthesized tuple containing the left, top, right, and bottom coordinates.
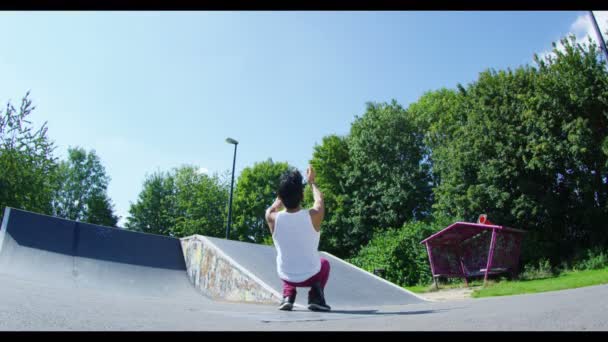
(404, 285, 428, 293)
(472, 267, 608, 298)
(405, 279, 485, 293)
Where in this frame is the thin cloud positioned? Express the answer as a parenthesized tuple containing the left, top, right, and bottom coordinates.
(536, 11, 608, 64)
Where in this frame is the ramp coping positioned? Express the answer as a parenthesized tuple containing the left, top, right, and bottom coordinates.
(321, 251, 431, 302)
(0, 207, 11, 253)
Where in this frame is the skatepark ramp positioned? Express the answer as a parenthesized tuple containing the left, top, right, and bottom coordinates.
(1, 208, 425, 307)
(182, 236, 426, 307)
(0, 207, 199, 299)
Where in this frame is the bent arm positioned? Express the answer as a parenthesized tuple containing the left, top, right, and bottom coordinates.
(309, 183, 324, 231)
(265, 197, 284, 235)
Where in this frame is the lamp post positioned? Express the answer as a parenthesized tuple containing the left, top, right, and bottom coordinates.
(225, 137, 238, 239)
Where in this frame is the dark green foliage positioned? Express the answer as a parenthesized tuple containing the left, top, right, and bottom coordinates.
(232, 159, 291, 243)
(52, 147, 118, 226)
(127, 166, 228, 237)
(0, 92, 57, 221)
(349, 215, 456, 286)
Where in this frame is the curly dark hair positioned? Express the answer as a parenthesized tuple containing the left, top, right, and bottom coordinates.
(278, 169, 304, 209)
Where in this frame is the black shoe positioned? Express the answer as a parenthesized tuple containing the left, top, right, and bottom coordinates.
(308, 282, 331, 312)
(279, 296, 295, 311)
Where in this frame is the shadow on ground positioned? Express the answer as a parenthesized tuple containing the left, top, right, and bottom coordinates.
(257, 308, 460, 323)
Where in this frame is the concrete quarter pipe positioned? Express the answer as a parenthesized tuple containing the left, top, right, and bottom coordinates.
(0, 207, 424, 307)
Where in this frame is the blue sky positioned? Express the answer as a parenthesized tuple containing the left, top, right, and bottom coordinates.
(1, 11, 607, 225)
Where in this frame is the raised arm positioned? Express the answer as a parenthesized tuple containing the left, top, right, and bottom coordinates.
(265, 197, 284, 235)
(306, 165, 324, 231)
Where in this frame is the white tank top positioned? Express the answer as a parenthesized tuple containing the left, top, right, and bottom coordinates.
(272, 209, 321, 282)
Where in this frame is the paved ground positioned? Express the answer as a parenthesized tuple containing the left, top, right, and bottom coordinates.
(421, 287, 476, 302)
(2, 208, 607, 331)
(0, 272, 606, 330)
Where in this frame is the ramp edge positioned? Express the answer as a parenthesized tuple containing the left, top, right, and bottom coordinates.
(0, 207, 11, 253)
(321, 251, 431, 302)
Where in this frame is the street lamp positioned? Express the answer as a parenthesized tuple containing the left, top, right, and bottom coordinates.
(225, 137, 239, 239)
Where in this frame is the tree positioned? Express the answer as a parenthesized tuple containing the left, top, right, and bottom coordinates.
(0, 92, 57, 221)
(52, 147, 118, 226)
(309, 135, 351, 196)
(343, 101, 433, 253)
(84, 193, 119, 227)
(306, 135, 354, 257)
(126, 166, 229, 238)
(526, 36, 608, 257)
(232, 159, 291, 243)
(126, 171, 176, 235)
(414, 35, 608, 263)
(406, 88, 466, 189)
(170, 166, 229, 238)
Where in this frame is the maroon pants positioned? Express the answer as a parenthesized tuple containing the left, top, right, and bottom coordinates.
(281, 258, 330, 298)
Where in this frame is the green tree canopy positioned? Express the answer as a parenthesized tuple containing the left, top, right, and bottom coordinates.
(0, 92, 57, 220)
(52, 147, 118, 226)
(343, 101, 433, 253)
(306, 134, 353, 256)
(408, 35, 608, 263)
(126, 166, 228, 238)
(171, 166, 229, 237)
(126, 170, 176, 235)
(233, 159, 291, 243)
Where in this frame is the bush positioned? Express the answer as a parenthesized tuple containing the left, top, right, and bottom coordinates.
(262, 235, 274, 246)
(574, 248, 608, 271)
(348, 215, 455, 287)
(520, 258, 554, 280)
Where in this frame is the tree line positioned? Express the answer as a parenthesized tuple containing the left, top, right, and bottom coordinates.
(1, 93, 118, 227)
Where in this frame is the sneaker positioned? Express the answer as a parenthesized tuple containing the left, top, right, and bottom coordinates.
(278, 296, 295, 311)
(308, 282, 331, 312)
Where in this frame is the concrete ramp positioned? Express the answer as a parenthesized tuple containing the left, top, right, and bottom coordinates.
(182, 235, 426, 307)
(0, 207, 203, 299)
(1, 207, 425, 308)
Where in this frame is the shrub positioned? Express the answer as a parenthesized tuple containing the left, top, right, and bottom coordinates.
(348, 215, 455, 286)
(574, 248, 608, 271)
(520, 258, 554, 280)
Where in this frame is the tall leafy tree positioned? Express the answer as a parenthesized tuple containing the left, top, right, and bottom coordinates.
(0, 92, 57, 221)
(126, 171, 176, 235)
(52, 147, 118, 226)
(306, 135, 354, 256)
(412, 35, 608, 263)
(84, 193, 119, 227)
(171, 166, 229, 237)
(343, 101, 433, 252)
(126, 166, 229, 238)
(232, 159, 291, 243)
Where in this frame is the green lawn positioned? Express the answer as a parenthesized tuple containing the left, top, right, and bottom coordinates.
(472, 267, 608, 298)
(404, 267, 608, 298)
(405, 285, 428, 293)
(406, 279, 484, 293)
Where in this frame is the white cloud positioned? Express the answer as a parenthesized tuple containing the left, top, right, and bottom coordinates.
(196, 167, 209, 175)
(571, 14, 591, 39)
(593, 11, 608, 36)
(570, 11, 608, 44)
(536, 11, 608, 63)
